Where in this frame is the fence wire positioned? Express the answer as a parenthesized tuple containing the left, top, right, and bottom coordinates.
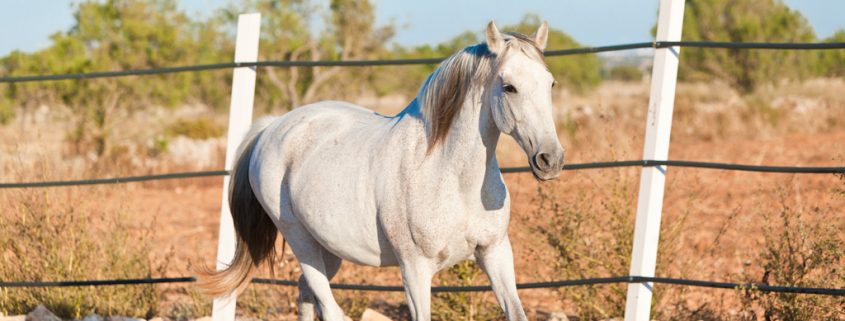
(2, 275, 842, 296)
(2, 41, 845, 83)
(2, 160, 842, 189)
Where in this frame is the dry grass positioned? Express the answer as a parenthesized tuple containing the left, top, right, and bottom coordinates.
(0, 187, 158, 319)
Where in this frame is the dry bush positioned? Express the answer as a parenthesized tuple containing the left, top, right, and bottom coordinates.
(236, 285, 298, 321)
(0, 188, 158, 319)
(533, 168, 692, 321)
(533, 170, 635, 320)
(736, 191, 845, 320)
(163, 288, 212, 321)
(432, 261, 500, 321)
(167, 239, 300, 321)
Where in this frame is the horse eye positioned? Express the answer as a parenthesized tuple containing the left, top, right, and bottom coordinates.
(503, 84, 517, 94)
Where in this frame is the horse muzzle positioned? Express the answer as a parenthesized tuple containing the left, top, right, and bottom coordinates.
(530, 149, 564, 181)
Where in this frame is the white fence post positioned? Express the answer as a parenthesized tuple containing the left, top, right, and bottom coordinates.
(212, 13, 261, 321)
(624, 1, 685, 321)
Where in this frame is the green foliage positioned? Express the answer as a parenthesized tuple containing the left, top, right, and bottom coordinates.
(370, 14, 602, 98)
(0, 96, 13, 125)
(817, 30, 845, 77)
(506, 14, 602, 92)
(368, 33, 473, 98)
(0, 189, 157, 319)
(607, 65, 644, 82)
(0, 0, 396, 152)
(677, 0, 817, 92)
(166, 117, 225, 140)
(230, 0, 395, 110)
(1, 0, 233, 156)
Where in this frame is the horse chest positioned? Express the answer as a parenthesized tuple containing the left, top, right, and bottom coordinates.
(401, 195, 509, 266)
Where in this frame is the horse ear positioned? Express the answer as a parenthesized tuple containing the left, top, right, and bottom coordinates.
(486, 21, 505, 54)
(534, 21, 549, 51)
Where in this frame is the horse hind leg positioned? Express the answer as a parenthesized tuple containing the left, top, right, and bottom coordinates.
(297, 248, 343, 321)
(284, 226, 346, 321)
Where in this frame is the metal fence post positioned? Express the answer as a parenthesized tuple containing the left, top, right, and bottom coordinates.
(624, 1, 685, 321)
(211, 13, 261, 321)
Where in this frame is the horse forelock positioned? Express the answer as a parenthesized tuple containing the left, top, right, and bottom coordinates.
(420, 33, 546, 152)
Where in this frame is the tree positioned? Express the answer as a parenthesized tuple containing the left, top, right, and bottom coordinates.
(228, 0, 394, 110)
(506, 14, 602, 92)
(817, 30, 845, 77)
(0, 0, 223, 156)
(675, 0, 817, 93)
(370, 14, 602, 99)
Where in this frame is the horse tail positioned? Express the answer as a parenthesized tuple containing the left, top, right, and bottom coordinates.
(198, 117, 278, 297)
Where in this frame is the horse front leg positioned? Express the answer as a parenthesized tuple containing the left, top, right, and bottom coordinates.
(400, 259, 435, 321)
(477, 236, 528, 321)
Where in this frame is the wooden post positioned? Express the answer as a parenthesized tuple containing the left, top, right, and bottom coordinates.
(624, 1, 685, 321)
(212, 13, 261, 321)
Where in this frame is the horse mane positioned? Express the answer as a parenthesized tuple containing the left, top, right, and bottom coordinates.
(419, 32, 546, 152)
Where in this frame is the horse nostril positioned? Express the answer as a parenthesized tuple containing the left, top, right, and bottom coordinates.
(535, 152, 553, 171)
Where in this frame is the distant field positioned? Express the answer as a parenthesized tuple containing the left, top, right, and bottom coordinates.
(2, 79, 843, 320)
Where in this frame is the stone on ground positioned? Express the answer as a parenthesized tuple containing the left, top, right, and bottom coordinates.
(360, 308, 392, 321)
(104, 316, 145, 321)
(81, 313, 102, 321)
(25, 305, 60, 321)
(546, 311, 570, 321)
(0, 315, 26, 321)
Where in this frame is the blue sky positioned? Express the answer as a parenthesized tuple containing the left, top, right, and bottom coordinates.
(1, 1, 844, 57)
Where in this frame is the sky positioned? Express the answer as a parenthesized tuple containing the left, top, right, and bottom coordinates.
(1, 1, 844, 57)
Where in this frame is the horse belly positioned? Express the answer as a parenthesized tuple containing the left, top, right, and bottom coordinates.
(290, 166, 398, 267)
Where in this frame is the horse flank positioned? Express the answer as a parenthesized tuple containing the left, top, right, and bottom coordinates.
(420, 32, 547, 151)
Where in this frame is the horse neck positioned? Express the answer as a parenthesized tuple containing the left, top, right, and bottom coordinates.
(430, 88, 500, 180)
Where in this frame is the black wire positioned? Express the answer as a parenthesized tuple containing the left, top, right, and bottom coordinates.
(2, 41, 845, 83)
(659, 41, 845, 50)
(0, 277, 196, 287)
(3, 275, 842, 296)
(2, 160, 842, 189)
(0, 170, 228, 188)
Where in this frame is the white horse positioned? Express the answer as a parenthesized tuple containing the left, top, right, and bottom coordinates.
(201, 21, 564, 321)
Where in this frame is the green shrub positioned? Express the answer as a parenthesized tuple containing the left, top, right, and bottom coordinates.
(166, 117, 225, 140)
(0, 98, 13, 125)
(817, 30, 845, 77)
(507, 14, 602, 93)
(607, 65, 643, 82)
(676, 0, 817, 93)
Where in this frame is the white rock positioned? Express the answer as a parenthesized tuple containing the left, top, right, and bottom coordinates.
(104, 317, 145, 321)
(546, 311, 570, 321)
(360, 309, 392, 321)
(0, 315, 26, 321)
(25, 305, 60, 321)
(81, 313, 102, 321)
